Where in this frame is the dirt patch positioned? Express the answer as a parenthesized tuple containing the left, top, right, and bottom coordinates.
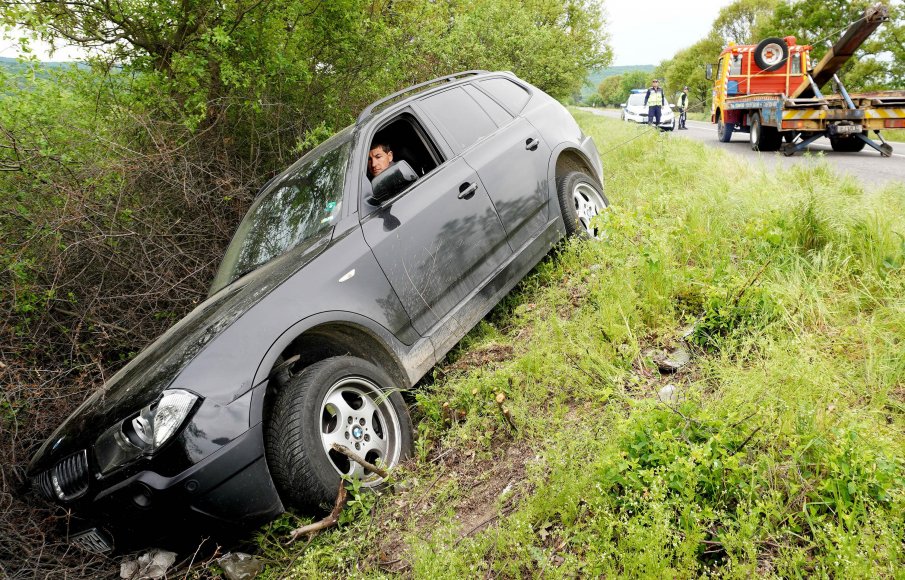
(369, 438, 534, 573)
(443, 344, 514, 374)
(556, 285, 587, 319)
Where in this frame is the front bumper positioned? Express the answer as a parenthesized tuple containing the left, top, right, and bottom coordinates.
(33, 421, 284, 553)
(625, 113, 675, 129)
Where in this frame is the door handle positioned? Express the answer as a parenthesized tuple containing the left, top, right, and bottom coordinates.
(525, 138, 539, 151)
(457, 182, 478, 199)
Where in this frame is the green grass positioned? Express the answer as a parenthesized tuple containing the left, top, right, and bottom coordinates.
(248, 113, 905, 578)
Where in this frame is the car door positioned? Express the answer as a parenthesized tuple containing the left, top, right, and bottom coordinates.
(360, 110, 511, 336)
(417, 83, 552, 251)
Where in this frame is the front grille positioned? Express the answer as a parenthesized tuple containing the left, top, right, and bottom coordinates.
(32, 449, 90, 501)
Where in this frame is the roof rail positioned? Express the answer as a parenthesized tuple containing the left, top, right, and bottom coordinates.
(357, 70, 489, 123)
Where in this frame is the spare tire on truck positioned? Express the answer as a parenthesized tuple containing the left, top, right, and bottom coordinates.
(754, 37, 788, 72)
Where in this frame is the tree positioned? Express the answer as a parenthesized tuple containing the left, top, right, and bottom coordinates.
(655, 34, 723, 112)
(760, 0, 904, 91)
(712, 0, 778, 44)
(597, 74, 623, 106)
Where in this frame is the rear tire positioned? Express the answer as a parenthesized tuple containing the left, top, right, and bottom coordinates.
(749, 113, 781, 151)
(266, 356, 414, 509)
(557, 171, 608, 239)
(829, 135, 866, 152)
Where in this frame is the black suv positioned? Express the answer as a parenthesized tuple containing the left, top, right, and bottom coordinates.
(27, 71, 607, 552)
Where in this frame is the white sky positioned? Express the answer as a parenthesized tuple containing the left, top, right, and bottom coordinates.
(605, 0, 737, 66)
(3, 1, 738, 64)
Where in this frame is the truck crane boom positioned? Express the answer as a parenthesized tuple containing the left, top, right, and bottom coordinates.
(792, 5, 889, 99)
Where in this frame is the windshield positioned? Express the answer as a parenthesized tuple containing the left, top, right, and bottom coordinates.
(210, 129, 353, 293)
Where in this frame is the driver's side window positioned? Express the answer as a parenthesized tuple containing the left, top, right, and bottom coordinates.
(364, 114, 444, 206)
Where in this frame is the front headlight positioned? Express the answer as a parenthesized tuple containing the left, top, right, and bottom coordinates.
(94, 389, 200, 475)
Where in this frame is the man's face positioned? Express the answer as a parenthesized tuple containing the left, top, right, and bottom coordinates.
(368, 146, 393, 178)
(652, 81, 659, 90)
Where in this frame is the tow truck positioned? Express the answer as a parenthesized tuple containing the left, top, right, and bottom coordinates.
(707, 4, 905, 156)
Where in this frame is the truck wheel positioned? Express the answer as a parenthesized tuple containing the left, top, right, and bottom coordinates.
(557, 171, 608, 239)
(717, 116, 733, 143)
(829, 136, 866, 153)
(266, 356, 414, 508)
(750, 113, 781, 152)
(754, 37, 788, 72)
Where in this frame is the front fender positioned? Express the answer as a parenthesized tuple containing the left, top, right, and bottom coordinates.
(248, 310, 435, 426)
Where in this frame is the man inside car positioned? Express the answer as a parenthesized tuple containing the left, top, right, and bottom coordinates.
(368, 142, 394, 179)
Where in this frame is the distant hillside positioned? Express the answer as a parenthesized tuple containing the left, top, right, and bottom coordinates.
(0, 56, 81, 76)
(581, 64, 655, 100)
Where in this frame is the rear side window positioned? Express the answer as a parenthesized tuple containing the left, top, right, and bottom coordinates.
(478, 78, 530, 113)
(419, 87, 498, 150)
(464, 85, 513, 127)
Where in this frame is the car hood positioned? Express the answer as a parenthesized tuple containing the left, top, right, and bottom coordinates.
(28, 229, 333, 475)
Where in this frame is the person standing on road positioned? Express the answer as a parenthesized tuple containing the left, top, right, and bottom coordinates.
(677, 86, 689, 130)
(644, 79, 665, 129)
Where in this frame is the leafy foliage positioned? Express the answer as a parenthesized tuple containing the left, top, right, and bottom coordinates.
(0, 2, 610, 575)
(596, 70, 652, 106)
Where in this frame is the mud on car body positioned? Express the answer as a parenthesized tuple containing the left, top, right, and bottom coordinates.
(28, 70, 608, 553)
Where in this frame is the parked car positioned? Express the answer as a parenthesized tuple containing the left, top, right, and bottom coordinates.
(620, 90, 676, 130)
(27, 70, 607, 553)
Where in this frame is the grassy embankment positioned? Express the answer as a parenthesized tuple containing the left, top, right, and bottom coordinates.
(247, 111, 904, 578)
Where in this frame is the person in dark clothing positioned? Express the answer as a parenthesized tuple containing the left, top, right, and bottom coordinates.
(644, 79, 665, 128)
(677, 86, 689, 129)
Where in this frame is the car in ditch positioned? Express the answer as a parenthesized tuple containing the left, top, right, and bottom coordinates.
(27, 70, 608, 553)
(620, 89, 676, 130)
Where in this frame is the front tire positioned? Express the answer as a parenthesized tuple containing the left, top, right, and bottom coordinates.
(557, 171, 609, 238)
(266, 356, 414, 508)
(717, 114, 733, 142)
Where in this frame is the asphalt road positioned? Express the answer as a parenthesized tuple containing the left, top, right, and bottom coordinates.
(583, 108, 905, 189)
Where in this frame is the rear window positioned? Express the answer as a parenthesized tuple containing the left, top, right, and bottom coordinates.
(477, 78, 531, 113)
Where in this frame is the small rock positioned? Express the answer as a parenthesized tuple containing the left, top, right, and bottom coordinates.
(679, 324, 697, 339)
(120, 549, 176, 580)
(658, 384, 681, 404)
(655, 346, 691, 373)
(120, 560, 139, 579)
(219, 552, 265, 580)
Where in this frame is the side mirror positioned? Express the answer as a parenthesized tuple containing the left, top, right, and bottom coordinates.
(705, 63, 713, 81)
(370, 160, 417, 204)
(620, 103, 627, 108)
